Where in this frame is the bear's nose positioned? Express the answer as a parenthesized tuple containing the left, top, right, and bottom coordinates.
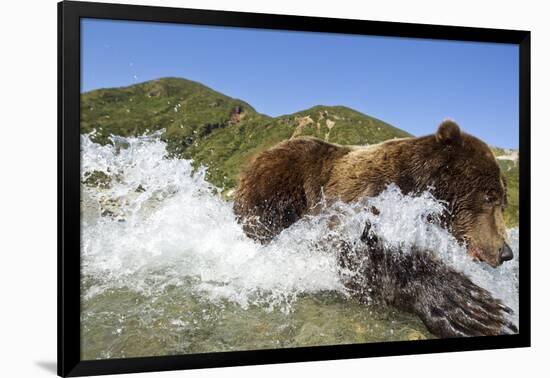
(499, 243, 514, 262)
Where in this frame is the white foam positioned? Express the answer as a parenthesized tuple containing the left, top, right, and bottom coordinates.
(81, 132, 519, 319)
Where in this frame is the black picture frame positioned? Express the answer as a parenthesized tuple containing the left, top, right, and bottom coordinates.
(58, 1, 531, 376)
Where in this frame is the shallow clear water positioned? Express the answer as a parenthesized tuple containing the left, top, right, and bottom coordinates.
(80, 132, 518, 360)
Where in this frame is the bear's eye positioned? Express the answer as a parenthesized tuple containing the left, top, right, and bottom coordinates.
(484, 191, 499, 205)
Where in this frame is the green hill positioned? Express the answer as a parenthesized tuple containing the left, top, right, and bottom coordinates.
(492, 148, 520, 228)
(81, 78, 410, 189)
(81, 77, 519, 227)
(81, 77, 263, 151)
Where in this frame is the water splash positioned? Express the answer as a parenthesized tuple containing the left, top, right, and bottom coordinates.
(81, 132, 343, 313)
(80, 132, 519, 320)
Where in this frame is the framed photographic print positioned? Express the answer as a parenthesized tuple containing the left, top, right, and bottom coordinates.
(58, 0, 531, 376)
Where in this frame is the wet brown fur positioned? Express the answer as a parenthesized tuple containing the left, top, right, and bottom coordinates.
(234, 121, 509, 267)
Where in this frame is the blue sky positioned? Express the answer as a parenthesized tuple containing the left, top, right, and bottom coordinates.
(81, 19, 519, 148)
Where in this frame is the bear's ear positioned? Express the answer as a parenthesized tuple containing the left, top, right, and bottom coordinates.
(436, 119, 462, 146)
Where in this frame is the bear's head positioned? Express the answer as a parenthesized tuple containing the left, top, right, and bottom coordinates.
(427, 120, 513, 267)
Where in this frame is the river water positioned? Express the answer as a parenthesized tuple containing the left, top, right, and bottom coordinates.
(80, 132, 519, 360)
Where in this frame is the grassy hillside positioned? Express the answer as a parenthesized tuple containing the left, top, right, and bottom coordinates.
(81, 77, 519, 227)
(492, 149, 520, 228)
(81, 78, 410, 189)
(81, 77, 263, 152)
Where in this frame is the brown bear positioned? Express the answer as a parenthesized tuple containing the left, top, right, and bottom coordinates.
(233, 120, 517, 338)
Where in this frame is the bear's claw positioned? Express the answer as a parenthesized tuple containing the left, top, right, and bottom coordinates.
(413, 266, 518, 338)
